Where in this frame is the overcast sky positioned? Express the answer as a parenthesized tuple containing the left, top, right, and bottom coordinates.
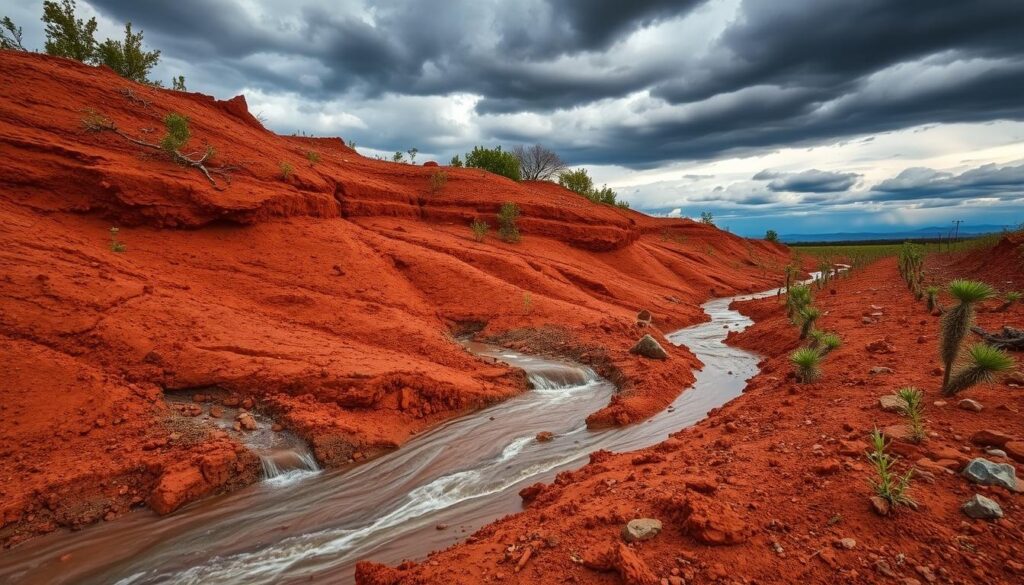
(4, 0, 1024, 236)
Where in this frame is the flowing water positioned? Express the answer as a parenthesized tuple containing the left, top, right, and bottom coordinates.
(0, 280, 801, 584)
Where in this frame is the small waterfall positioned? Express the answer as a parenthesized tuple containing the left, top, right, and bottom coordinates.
(525, 364, 599, 390)
(259, 448, 321, 484)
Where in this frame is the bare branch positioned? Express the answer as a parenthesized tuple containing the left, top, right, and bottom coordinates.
(513, 144, 566, 181)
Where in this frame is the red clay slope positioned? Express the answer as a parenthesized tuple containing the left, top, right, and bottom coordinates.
(0, 51, 791, 546)
(357, 252, 1024, 585)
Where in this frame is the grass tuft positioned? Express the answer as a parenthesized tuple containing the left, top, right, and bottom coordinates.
(866, 428, 915, 509)
(895, 387, 925, 443)
(790, 347, 822, 383)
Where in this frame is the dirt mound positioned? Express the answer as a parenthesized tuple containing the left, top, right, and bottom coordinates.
(0, 51, 791, 545)
(944, 233, 1024, 288)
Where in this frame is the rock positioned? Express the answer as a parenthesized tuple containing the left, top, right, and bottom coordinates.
(962, 458, 1019, 491)
(1005, 371, 1024, 385)
(663, 494, 751, 545)
(422, 160, 439, 167)
(869, 366, 894, 375)
(882, 424, 914, 443)
(836, 537, 857, 550)
(986, 448, 1008, 458)
(535, 431, 554, 442)
(869, 495, 891, 516)
(621, 518, 663, 542)
(879, 395, 908, 413)
(636, 309, 652, 326)
(1004, 441, 1024, 463)
(236, 412, 258, 431)
(519, 482, 546, 504)
(630, 334, 668, 360)
(971, 429, 1013, 447)
(958, 399, 983, 412)
(150, 467, 206, 515)
(961, 494, 1003, 520)
(866, 339, 895, 354)
(209, 406, 224, 418)
(861, 316, 874, 325)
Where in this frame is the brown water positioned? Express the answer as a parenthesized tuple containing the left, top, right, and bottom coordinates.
(0, 279, 810, 584)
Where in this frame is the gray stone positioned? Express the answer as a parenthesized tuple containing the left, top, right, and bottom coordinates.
(621, 518, 662, 542)
(961, 494, 1003, 520)
(869, 366, 894, 375)
(958, 399, 983, 412)
(630, 334, 668, 360)
(986, 448, 1008, 458)
(878, 395, 908, 413)
(962, 458, 1019, 491)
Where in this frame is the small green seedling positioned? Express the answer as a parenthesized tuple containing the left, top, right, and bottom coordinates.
(866, 428, 915, 510)
(109, 226, 126, 253)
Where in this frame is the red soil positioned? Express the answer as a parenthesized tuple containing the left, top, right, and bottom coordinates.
(357, 254, 1024, 585)
(0, 52, 792, 546)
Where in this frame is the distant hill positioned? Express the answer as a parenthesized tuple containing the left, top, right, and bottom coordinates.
(781, 224, 1015, 244)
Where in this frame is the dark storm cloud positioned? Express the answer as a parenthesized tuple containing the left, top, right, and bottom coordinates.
(753, 169, 860, 193)
(82, 0, 1024, 165)
(869, 161, 1024, 202)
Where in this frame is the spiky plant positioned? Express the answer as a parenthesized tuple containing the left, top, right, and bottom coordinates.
(866, 428, 915, 509)
(790, 347, 822, 383)
(999, 291, 1021, 312)
(896, 387, 925, 443)
(816, 332, 842, 355)
(925, 286, 939, 313)
(786, 284, 812, 320)
(784, 264, 798, 295)
(942, 343, 1015, 397)
(940, 280, 995, 391)
(799, 306, 821, 339)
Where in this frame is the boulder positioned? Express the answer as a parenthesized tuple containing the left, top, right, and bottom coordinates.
(962, 458, 1019, 491)
(971, 429, 1013, 448)
(630, 334, 668, 360)
(961, 494, 1003, 520)
(621, 518, 662, 542)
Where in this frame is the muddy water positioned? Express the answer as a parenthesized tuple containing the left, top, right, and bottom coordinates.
(0, 282, 793, 585)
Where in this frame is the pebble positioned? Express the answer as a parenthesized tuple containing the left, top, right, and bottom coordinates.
(621, 518, 663, 542)
(962, 458, 1019, 491)
(961, 494, 1003, 520)
(958, 399, 983, 412)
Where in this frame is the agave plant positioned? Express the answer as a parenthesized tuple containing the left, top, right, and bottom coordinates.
(925, 286, 939, 313)
(940, 279, 995, 391)
(895, 387, 925, 443)
(799, 306, 821, 339)
(790, 347, 822, 383)
(816, 332, 842, 355)
(942, 343, 1015, 397)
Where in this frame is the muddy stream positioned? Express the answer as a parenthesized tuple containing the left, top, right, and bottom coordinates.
(0, 280, 806, 584)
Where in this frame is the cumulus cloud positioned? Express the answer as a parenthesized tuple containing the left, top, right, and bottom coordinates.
(754, 169, 860, 193)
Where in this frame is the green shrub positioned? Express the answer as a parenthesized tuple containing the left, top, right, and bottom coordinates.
(925, 286, 939, 313)
(942, 343, 1014, 397)
(96, 23, 160, 83)
(470, 219, 489, 242)
(465, 146, 521, 181)
(497, 202, 521, 243)
(896, 387, 925, 443)
(449, 154, 463, 167)
(700, 211, 714, 226)
(786, 284, 812, 320)
(866, 428, 915, 509)
(999, 291, 1021, 311)
(940, 279, 994, 391)
(765, 229, 779, 242)
(798, 306, 821, 339)
(160, 113, 191, 154)
(428, 170, 448, 194)
(790, 347, 822, 383)
(306, 151, 321, 166)
(558, 168, 593, 197)
(279, 161, 293, 180)
(171, 75, 186, 91)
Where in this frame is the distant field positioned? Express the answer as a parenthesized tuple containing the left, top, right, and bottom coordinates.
(790, 234, 1004, 265)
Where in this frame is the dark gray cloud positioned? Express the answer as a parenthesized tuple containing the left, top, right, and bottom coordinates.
(753, 169, 860, 193)
(870, 161, 1024, 202)
(72, 0, 1024, 166)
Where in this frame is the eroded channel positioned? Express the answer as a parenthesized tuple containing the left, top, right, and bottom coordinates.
(0, 281, 797, 585)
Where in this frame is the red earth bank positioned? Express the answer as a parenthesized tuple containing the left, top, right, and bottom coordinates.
(0, 51, 792, 546)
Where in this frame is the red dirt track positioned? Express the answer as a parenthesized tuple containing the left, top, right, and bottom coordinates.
(0, 52, 791, 545)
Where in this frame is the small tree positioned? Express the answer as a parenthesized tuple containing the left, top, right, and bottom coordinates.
(406, 147, 418, 164)
(558, 168, 593, 197)
(497, 202, 521, 243)
(1, 16, 25, 50)
(942, 343, 1014, 397)
(392, 151, 405, 163)
(765, 229, 779, 242)
(96, 22, 160, 83)
(449, 154, 463, 167)
(700, 211, 715, 226)
(171, 75, 186, 91)
(465, 146, 520, 181)
(42, 0, 98, 62)
(513, 144, 566, 181)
